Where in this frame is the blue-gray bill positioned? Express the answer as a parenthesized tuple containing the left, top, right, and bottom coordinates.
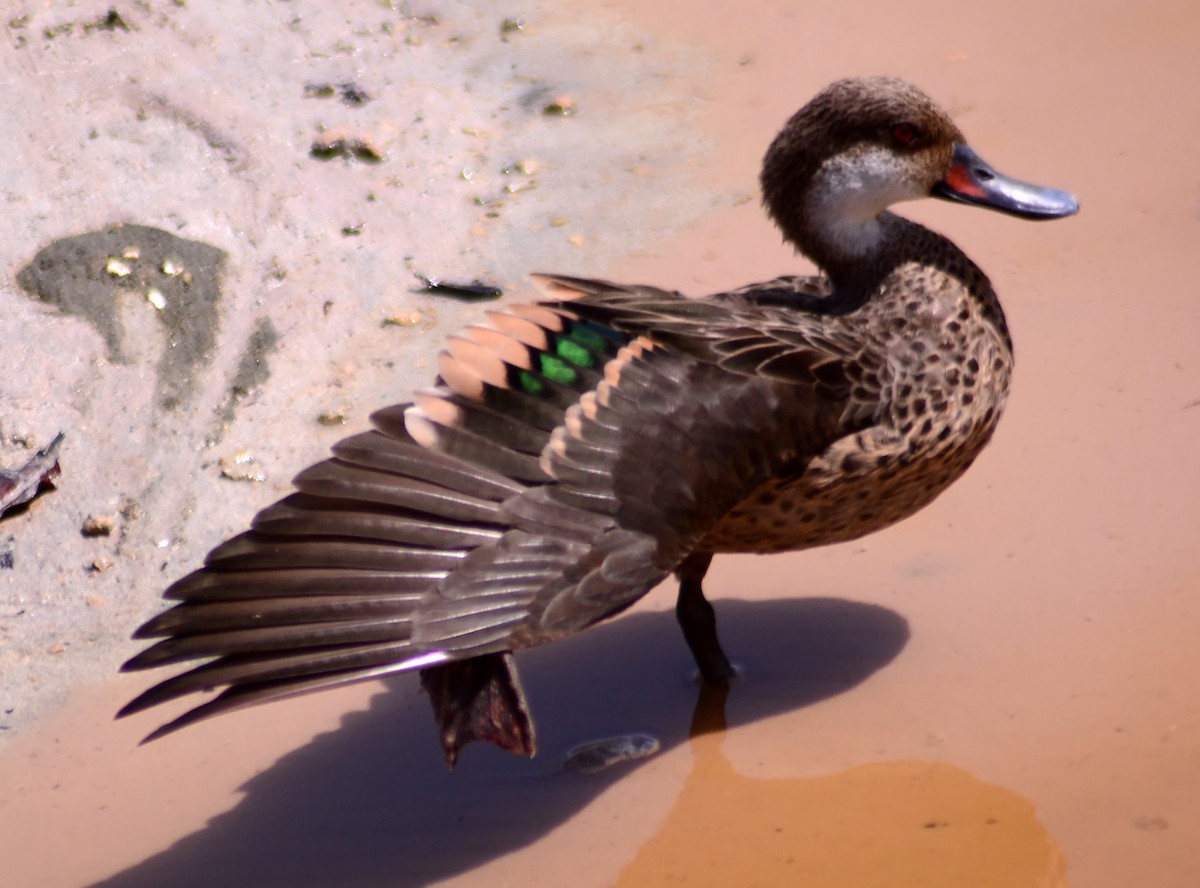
(933, 142, 1080, 220)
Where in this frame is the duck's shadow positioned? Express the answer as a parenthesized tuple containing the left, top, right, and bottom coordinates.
(94, 597, 908, 888)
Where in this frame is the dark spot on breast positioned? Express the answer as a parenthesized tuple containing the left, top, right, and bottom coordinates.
(913, 398, 928, 415)
(920, 418, 934, 436)
(947, 320, 962, 334)
(779, 499, 795, 513)
(937, 425, 953, 442)
(842, 451, 868, 472)
(758, 491, 777, 506)
(966, 358, 980, 374)
(801, 511, 817, 524)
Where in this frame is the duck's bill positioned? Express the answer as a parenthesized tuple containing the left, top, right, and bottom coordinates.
(933, 143, 1079, 220)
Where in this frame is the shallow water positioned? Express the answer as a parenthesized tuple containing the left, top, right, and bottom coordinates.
(2, 1, 1198, 886)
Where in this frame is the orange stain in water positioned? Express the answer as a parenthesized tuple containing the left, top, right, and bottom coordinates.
(613, 731, 1067, 888)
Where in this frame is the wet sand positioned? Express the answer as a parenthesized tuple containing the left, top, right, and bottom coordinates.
(2, 1, 1199, 886)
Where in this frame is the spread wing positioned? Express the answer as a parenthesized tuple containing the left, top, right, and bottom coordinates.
(118, 274, 862, 739)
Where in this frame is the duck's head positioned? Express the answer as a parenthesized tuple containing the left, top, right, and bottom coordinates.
(761, 77, 1079, 268)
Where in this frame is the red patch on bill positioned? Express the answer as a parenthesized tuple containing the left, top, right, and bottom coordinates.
(942, 163, 988, 199)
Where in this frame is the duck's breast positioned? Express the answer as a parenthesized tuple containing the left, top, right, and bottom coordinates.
(701, 266, 1013, 555)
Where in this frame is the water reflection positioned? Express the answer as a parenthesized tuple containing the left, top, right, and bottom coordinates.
(612, 686, 1068, 887)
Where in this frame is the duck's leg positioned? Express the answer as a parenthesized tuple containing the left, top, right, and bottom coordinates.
(675, 551, 736, 686)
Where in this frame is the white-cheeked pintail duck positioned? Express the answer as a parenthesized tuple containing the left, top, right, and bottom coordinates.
(119, 77, 1079, 765)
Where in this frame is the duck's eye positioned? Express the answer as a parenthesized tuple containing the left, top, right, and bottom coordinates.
(890, 123, 920, 146)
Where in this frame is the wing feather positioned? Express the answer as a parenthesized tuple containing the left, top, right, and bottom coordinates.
(121, 273, 865, 742)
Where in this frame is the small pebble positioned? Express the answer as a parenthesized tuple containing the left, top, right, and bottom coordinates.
(311, 131, 384, 163)
(543, 96, 576, 117)
(219, 451, 266, 483)
(81, 514, 116, 537)
(104, 257, 132, 278)
(564, 733, 660, 774)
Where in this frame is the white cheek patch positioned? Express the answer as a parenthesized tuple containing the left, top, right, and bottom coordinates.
(805, 146, 928, 257)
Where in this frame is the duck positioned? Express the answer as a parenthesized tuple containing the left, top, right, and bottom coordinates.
(118, 77, 1078, 765)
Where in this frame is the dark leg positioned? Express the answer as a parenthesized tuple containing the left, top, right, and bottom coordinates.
(675, 551, 736, 686)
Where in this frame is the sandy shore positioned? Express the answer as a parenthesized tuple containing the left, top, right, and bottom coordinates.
(2, 0, 1198, 886)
